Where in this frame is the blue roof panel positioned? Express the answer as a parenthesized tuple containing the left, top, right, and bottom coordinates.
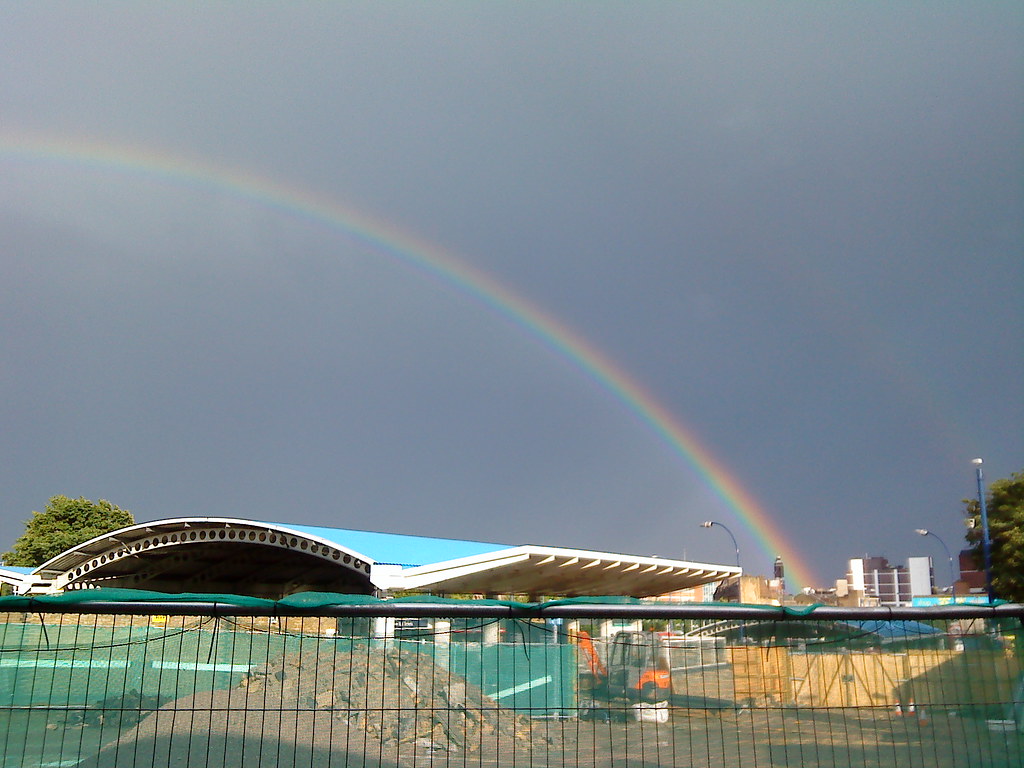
(265, 523, 512, 567)
(0, 566, 34, 574)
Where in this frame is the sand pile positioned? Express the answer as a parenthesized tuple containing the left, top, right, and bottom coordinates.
(81, 644, 542, 767)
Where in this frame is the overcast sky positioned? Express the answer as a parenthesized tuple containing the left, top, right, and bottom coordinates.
(2, 3, 1021, 589)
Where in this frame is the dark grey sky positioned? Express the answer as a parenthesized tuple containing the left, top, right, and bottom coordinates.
(2, 3, 1021, 588)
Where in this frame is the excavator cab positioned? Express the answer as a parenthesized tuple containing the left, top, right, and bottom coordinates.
(605, 631, 673, 702)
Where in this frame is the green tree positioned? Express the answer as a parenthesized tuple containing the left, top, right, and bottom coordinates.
(2, 495, 134, 567)
(964, 469, 1024, 602)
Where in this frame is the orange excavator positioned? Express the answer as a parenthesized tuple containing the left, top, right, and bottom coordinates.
(576, 630, 673, 703)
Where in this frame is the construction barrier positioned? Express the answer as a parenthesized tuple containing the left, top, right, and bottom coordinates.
(0, 591, 1020, 767)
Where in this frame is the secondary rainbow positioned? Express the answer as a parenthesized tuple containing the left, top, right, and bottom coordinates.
(1, 132, 818, 590)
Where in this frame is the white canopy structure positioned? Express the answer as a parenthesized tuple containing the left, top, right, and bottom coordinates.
(23, 517, 739, 599)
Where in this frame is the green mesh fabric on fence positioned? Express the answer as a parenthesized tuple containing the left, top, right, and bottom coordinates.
(0, 592, 1021, 767)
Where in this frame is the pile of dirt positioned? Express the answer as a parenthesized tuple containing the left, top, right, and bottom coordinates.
(81, 644, 543, 767)
(237, 645, 539, 752)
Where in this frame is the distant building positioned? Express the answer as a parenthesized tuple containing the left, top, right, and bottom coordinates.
(957, 549, 987, 594)
(656, 563, 788, 606)
(845, 555, 934, 607)
(772, 555, 786, 595)
(651, 581, 718, 603)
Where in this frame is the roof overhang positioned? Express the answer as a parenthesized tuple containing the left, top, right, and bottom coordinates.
(0, 567, 49, 594)
(376, 545, 739, 598)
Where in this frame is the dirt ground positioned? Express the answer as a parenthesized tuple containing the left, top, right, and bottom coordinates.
(57, 706, 1020, 768)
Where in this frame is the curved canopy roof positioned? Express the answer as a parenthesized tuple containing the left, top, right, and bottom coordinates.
(34, 518, 376, 598)
(29, 517, 739, 599)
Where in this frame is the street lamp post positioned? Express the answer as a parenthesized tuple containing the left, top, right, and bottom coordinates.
(700, 521, 740, 568)
(914, 528, 956, 590)
(972, 458, 995, 602)
(700, 521, 745, 634)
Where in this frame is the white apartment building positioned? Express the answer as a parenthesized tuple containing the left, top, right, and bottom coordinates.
(845, 555, 934, 606)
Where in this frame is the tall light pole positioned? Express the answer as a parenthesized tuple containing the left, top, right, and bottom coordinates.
(700, 521, 740, 568)
(914, 528, 956, 590)
(972, 458, 995, 602)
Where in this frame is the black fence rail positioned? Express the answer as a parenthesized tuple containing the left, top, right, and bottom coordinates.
(0, 593, 1021, 767)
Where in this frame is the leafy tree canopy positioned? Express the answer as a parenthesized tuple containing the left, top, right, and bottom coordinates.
(963, 469, 1024, 602)
(2, 495, 134, 567)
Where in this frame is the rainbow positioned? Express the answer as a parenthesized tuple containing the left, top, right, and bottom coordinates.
(0, 132, 818, 590)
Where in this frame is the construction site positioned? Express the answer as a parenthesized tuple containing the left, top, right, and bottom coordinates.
(0, 592, 1021, 768)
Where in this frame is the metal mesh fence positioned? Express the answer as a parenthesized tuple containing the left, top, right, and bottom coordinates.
(0, 595, 1021, 767)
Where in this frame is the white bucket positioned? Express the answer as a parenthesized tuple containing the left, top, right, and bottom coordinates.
(632, 702, 669, 723)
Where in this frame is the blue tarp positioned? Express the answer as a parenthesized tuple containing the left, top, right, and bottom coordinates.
(842, 619, 943, 639)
